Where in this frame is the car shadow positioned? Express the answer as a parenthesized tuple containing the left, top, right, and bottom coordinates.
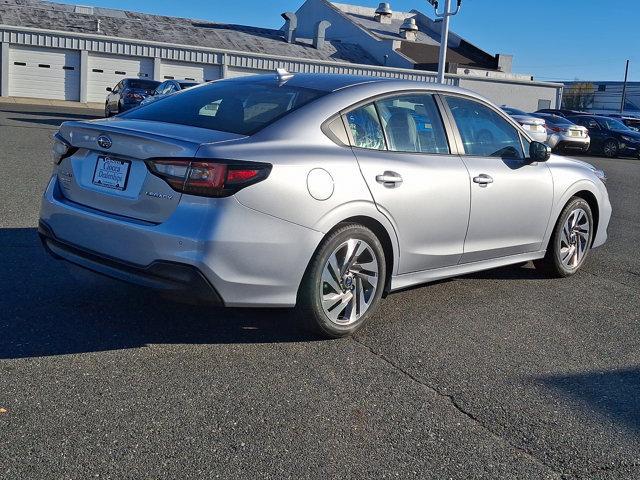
(535, 367, 640, 434)
(1, 228, 319, 360)
(6, 117, 86, 127)
(1, 109, 100, 120)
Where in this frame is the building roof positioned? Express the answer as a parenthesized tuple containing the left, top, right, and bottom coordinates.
(0, 0, 379, 65)
(330, 2, 438, 44)
(329, 1, 498, 70)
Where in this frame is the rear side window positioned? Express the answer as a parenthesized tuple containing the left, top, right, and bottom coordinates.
(376, 94, 449, 153)
(345, 104, 385, 150)
(446, 96, 524, 158)
(123, 80, 327, 135)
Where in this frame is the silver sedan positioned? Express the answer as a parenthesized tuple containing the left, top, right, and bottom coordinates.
(502, 106, 548, 143)
(39, 73, 611, 338)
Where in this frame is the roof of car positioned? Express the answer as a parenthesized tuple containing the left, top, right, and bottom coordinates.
(218, 72, 480, 98)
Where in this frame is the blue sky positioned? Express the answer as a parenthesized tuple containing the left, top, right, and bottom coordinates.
(51, 0, 638, 82)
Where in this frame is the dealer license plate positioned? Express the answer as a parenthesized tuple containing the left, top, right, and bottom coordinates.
(92, 156, 131, 191)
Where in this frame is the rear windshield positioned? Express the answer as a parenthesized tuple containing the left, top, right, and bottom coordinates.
(123, 80, 327, 135)
(127, 80, 160, 89)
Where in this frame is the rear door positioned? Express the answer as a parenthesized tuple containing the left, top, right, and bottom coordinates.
(347, 93, 470, 273)
(442, 95, 553, 263)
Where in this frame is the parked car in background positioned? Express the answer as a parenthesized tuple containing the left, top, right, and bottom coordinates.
(532, 113, 590, 153)
(40, 73, 611, 338)
(140, 80, 200, 106)
(606, 114, 640, 131)
(501, 106, 547, 143)
(105, 78, 160, 117)
(567, 114, 640, 158)
(536, 108, 584, 118)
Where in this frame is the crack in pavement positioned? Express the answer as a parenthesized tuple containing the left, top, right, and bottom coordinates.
(351, 335, 568, 479)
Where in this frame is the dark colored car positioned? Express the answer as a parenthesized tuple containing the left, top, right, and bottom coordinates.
(140, 80, 200, 106)
(105, 78, 160, 117)
(567, 114, 640, 158)
(607, 114, 640, 131)
(536, 108, 584, 118)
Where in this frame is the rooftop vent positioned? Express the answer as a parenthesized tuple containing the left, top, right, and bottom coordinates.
(281, 12, 298, 43)
(399, 17, 418, 41)
(374, 2, 392, 24)
(74, 5, 94, 15)
(313, 20, 331, 49)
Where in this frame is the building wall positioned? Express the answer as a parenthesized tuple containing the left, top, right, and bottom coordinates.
(0, 24, 561, 111)
(459, 77, 559, 111)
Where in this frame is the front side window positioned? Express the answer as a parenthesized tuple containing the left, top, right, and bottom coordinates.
(375, 94, 449, 154)
(345, 104, 385, 150)
(446, 96, 524, 158)
(122, 79, 327, 135)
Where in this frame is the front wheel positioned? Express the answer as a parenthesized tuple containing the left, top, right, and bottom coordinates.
(297, 224, 386, 338)
(104, 104, 111, 118)
(535, 197, 593, 277)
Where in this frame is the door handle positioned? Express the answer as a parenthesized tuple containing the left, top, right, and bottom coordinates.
(376, 171, 403, 187)
(473, 174, 494, 185)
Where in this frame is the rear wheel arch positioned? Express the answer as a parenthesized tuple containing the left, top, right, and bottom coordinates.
(302, 215, 396, 298)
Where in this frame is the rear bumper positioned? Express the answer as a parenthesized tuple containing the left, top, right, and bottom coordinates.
(39, 176, 324, 307)
(39, 220, 223, 304)
(551, 137, 590, 151)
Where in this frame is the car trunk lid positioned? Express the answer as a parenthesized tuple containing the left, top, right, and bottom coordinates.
(56, 119, 245, 223)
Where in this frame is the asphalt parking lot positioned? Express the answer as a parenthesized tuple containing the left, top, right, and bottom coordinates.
(1, 104, 639, 480)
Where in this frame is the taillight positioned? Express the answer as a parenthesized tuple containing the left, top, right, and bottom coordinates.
(545, 125, 563, 133)
(145, 159, 271, 198)
(125, 92, 143, 101)
(52, 132, 78, 165)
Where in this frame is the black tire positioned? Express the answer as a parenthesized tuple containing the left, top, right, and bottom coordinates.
(602, 139, 618, 158)
(104, 104, 111, 118)
(535, 197, 593, 277)
(297, 223, 386, 339)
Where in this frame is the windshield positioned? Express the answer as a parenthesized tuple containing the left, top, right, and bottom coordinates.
(599, 117, 631, 131)
(502, 106, 529, 116)
(123, 80, 327, 135)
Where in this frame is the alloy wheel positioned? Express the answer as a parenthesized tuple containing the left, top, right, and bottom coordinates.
(320, 239, 379, 325)
(559, 208, 590, 268)
(603, 141, 617, 158)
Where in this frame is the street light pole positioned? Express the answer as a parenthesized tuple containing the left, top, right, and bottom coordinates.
(427, 0, 462, 84)
(620, 59, 629, 114)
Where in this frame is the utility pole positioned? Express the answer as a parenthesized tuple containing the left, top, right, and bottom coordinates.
(620, 59, 629, 114)
(427, 0, 462, 84)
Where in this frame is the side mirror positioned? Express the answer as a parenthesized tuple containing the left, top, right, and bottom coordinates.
(105, 87, 112, 92)
(529, 141, 551, 162)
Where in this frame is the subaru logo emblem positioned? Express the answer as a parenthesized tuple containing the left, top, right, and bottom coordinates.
(97, 135, 112, 149)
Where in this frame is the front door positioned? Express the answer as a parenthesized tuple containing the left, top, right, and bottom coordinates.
(346, 93, 470, 274)
(443, 95, 554, 263)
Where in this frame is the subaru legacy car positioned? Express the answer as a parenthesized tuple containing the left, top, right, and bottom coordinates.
(40, 73, 611, 338)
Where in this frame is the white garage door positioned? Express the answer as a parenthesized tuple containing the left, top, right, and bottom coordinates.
(9, 46, 80, 101)
(226, 67, 266, 78)
(160, 61, 221, 83)
(87, 54, 154, 102)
